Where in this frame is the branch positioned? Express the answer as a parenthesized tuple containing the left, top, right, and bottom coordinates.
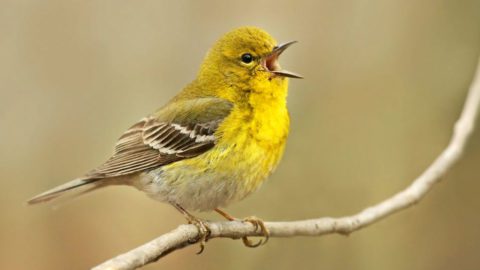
(93, 58, 480, 270)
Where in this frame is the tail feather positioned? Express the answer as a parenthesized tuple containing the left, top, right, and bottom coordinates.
(27, 178, 100, 205)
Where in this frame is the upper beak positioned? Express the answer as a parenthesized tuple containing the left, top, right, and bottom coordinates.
(264, 41, 303, 79)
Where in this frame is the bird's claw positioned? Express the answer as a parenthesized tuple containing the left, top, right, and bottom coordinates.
(213, 209, 269, 248)
(185, 217, 211, 254)
(174, 203, 211, 254)
(241, 216, 269, 248)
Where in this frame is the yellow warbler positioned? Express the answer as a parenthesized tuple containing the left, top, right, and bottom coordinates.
(28, 26, 301, 250)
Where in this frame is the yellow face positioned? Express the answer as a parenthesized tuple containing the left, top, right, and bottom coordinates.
(217, 26, 277, 70)
(199, 26, 301, 91)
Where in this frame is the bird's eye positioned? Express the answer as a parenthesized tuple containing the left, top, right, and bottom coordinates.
(241, 53, 253, 64)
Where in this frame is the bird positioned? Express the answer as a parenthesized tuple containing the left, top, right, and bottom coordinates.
(28, 26, 302, 251)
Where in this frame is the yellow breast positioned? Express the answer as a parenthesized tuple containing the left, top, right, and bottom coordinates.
(215, 79, 290, 195)
(156, 79, 290, 210)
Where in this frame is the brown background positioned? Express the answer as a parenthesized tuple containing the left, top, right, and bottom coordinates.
(1, 1, 480, 269)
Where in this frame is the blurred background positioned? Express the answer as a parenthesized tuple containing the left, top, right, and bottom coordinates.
(1, 1, 480, 269)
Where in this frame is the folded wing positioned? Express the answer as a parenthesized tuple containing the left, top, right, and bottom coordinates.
(86, 97, 233, 178)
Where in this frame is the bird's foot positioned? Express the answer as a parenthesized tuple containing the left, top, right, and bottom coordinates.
(185, 216, 211, 254)
(241, 216, 269, 247)
(172, 203, 210, 254)
(214, 208, 269, 248)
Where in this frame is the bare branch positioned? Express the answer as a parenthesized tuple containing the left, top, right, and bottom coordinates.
(93, 58, 480, 270)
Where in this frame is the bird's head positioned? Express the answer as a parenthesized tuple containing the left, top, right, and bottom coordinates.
(197, 26, 301, 96)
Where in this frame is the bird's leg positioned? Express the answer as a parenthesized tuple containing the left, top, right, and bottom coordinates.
(172, 203, 210, 254)
(214, 208, 269, 248)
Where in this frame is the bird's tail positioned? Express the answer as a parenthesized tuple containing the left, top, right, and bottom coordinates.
(27, 177, 102, 205)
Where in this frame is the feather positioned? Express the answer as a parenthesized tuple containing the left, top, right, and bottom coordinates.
(85, 97, 233, 178)
(28, 97, 233, 204)
(27, 177, 99, 204)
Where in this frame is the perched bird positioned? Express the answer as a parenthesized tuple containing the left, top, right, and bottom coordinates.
(28, 26, 302, 250)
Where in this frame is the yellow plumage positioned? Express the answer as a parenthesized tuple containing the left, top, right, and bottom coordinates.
(158, 75, 290, 210)
(28, 26, 300, 216)
(142, 27, 293, 211)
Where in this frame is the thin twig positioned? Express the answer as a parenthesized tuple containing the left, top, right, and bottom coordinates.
(93, 58, 480, 270)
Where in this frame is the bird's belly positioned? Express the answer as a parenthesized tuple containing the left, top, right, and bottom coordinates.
(139, 136, 286, 212)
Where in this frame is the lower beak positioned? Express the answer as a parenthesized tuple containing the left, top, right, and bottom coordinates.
(264, 41, 303, 79)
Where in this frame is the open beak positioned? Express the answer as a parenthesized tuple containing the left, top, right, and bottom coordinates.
(263, 41, 303, 79)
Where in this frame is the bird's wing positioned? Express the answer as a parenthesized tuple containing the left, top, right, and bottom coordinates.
(86, 97, 233, 178)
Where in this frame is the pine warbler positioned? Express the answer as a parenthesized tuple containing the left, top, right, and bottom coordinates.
(28, 26, 302, 250)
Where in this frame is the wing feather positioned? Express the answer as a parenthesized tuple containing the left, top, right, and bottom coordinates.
(86, 97, 233, 178)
